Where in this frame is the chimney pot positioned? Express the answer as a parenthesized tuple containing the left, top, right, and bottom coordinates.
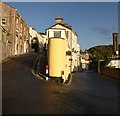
(55, 16, 63, 24)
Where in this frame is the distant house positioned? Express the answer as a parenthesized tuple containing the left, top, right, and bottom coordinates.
(106, 59, 120, 68)
(80, 52, 90, 70)
(29, 26, 45, 52)
(39, 32, 47, 51)
(39, 32, 47, 45)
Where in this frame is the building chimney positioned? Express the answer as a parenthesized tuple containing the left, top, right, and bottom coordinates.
(113, 32, 119, 55)
(55, 16, 63, 24)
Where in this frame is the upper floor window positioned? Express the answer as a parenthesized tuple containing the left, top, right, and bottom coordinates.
(16, 17, 19, 29)
(1, 18, 6, 26)
(20, 21, 22, 32)
(54, 31, 61, 38)
(48, 29, 65, 39)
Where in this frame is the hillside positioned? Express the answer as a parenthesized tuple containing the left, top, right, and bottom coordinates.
(87, 45, 114, 61)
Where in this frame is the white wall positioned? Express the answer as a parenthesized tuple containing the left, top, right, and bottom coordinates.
(29, 27, 44, 52)
(107, 60, 120, 68)
(48, 28, 66, 39)
(71, 31, 78, 71)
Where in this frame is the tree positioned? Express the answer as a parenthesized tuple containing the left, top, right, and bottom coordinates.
(87, 45, 113, 70)
(87, 45, 113, 61)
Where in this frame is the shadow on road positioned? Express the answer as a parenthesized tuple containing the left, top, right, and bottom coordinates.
(12, 53, 40, 70)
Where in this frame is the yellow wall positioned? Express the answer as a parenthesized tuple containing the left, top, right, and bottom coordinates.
(48, 38, 66, 77)
(48, 37, 71, 82)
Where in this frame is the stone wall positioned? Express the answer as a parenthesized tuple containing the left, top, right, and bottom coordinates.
(1, 2, 30, 61)
(100, 67, 120, 80)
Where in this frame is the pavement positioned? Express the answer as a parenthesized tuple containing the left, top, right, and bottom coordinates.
(31, 51, 48, 81)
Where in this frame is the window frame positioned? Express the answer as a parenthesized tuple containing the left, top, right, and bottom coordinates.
(54, 31, 61, 38)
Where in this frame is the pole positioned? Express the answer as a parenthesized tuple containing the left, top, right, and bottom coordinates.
(98, 60, 100, 74)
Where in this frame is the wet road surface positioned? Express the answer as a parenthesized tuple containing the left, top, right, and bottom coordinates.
(2, 53, 120, 114)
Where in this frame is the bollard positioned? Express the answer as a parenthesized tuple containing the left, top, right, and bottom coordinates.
(61, 71, 64, 80)
(46, 65, 48, 75)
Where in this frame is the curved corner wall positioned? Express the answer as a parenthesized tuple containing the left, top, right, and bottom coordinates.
(48, 38, 66, 77)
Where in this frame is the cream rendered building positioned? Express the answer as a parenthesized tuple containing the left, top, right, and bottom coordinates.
(40, 32, 47, 45)
(29, 26, 44, 52)
(76, 43, 80, 71)
(71, 31, 79, 72)
(46, 17, 80, 82)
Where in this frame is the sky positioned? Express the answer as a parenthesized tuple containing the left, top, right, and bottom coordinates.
(6, 2, 118, 50)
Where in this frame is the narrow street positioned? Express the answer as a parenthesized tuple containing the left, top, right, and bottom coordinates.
(2, 53, 119, 114)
